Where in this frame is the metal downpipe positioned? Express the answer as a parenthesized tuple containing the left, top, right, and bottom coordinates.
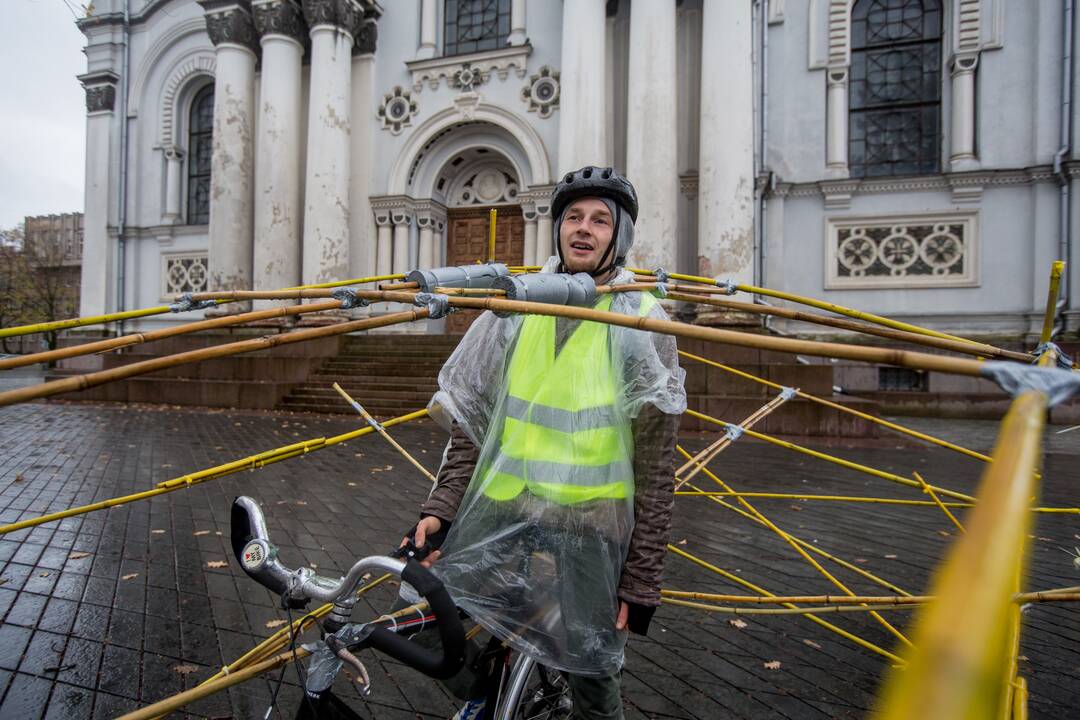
(1053, 0, 1074, 340)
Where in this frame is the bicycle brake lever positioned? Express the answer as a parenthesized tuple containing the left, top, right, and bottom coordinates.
(325, 634, 371, 695)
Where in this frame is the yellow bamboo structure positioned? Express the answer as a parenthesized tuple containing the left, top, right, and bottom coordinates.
(1039, 260, 1066, 344)
(667, 543, 907, 665)
(0, 309, 428, 409)
(676, 445, 915, 649)
(0, 272, 407, 340)
(685, 408, 976, 502)
(488, 208, 498, 262)
(660, 589, 1080, 605)
(876, 391, 1046, 720)
(0, 408, 430, 535)
(0, 299, 344, 371)
(629, 267, 987, 347)
(673, 490, 1075, 515)
(913, 471, 967, 533)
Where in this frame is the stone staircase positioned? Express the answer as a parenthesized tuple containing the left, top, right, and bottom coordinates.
(277, 335, 462, 416)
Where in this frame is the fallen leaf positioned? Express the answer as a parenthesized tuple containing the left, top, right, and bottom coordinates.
(151, 529, 166, 534)
(193, 530, 210, 537)
(938, 530, 952, 537)
(0, 579, 8, 587)
(347, 482, 357, 487)
(763, 661, 781, 670)
(215, 531, 222, 536)
(803, 639, 822, 649)
(789, 505, 803, 512)
(676, 539, 688, 546)
(1018, 655, 1029, 662)
(68, 552, 91, 560)
(309, 564, 318, 570)
(295, 501, 308, 506)
(206, 561, 228, 569)
(14, 474, 24, 483)
(265, 619, 287, 629)
(384, 465, 393, 470)
(1037, 537, 1054, 542)
(39, 571, 50, 578)
(276, 500, 288, 505)
(884, 554, 897, 559)
(121, 573, 138, 581)
(728, 619, 748, 629)
(371, 468, 383, 473)
(174, 664, 200, 675)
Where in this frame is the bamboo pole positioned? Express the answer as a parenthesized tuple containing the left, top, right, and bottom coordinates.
(662, 597, 920, 616)
(659, 589, 1080, 605)
(667, 543, 907, 665)
(876, 391, 1046, 720)
(674, 390, 793, 489)
(0, 408, 430, 535)
(678, 350, 998, 466)
(676, 445, 914, 649)
(488, 208, 498, 262)
(665, 291, 1029, 362)
(674, 461, 913, 596)
(673, 490, 1075, 515)
(1039, 260, 1066, 344)
(0, 309, 428, 408)
(629, 267, 985, 347)
(685, 408, 976, 502)
(913, 471, 966, 533)
(398, 291, 990, 378)
(332, 383, 437, 486)
(0, 300, 343, 371)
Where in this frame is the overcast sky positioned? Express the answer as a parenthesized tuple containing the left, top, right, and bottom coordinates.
(0, 0, 88, 229)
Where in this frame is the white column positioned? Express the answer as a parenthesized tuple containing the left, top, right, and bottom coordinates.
(417, 218, 434, 270)
(557, 0, 607, 173)
(375, 213, 393, 276)
(696, 0, 755, 287)
(162, 146, 183, 224)
(625, 0, 678, 272)
(417, 0, 437, 59)
(535, 203, 553, 264)
(204, 4, 257, 296)
(349, 17, 378, 311)
(522, 203, 538, 266)
(826, 69, 849, 175)
(252, 0, 305, 309)
(508, 0, 527, 45)
(391, 209, 412, 274)
(950, 52, 979, 170)
(78, 72, 119, 318)
(302, 0, 360, 288)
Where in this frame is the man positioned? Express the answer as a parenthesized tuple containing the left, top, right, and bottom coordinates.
(402, 167, 686, 719)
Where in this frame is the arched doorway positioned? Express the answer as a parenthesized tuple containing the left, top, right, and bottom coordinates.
(436, 149, 525, 332)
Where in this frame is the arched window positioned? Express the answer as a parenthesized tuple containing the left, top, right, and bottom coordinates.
(849, 0, 942, 177)
(187, 85, 214, 225)
(444, 0, 511, 57)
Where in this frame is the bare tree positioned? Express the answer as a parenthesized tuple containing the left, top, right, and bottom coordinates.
(0, 238, 29, 354)
(16, 225, 79, 354)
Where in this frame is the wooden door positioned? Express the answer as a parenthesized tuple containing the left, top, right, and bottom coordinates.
(445, 206, 524, 334)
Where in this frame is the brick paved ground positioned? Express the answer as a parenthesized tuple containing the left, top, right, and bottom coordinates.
(0, 402, 1076, 719)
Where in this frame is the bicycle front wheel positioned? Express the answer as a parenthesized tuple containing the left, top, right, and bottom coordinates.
(495, 652, 573, 720)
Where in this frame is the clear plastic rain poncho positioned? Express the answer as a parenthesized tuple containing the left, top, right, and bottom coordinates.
(429, 258, 686, 677)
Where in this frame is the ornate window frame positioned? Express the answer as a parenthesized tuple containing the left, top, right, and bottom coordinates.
(185, 83, 215, 226)
(160, 251, 210, 300)
(825, 210, 979, 289)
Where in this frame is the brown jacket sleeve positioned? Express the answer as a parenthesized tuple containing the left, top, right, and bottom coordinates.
(419, 421, 479, 524)
(618, 404, 680, 607)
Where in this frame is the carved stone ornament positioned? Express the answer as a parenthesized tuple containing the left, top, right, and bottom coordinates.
(376, 86, 418, 135)
(252, 0, 307, 42)
(205, 6, 259, 52)
(521, 65, 560, 118)
(452, 63, 485, 93)
(302, 0, 362, 35)
(85, 84, 117, 113)
(353, 14, 377, 55)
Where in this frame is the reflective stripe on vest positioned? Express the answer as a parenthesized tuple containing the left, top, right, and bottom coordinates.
(483, 291, 658, 505)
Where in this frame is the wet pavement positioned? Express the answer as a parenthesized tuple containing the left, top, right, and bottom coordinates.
(0, 401, 1076, 719)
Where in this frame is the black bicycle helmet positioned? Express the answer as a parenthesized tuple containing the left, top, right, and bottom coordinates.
(551, 166, 639, 223)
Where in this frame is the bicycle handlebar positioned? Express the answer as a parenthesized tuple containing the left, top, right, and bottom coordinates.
(229, 496, 466, 679)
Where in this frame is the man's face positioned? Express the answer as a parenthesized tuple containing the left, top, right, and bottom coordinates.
(558, 198, 615, 274)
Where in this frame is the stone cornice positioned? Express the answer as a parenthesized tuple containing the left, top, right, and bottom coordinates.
(774, 165, 1078, 200)
(200, 1, 259, 53)
(406, 44, 532, 92)
(253, 0, 307, 44)
(78, 70, 120, 113)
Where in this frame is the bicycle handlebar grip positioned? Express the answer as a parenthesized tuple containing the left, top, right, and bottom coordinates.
(230, 497, 291, 598)
(365, 560, 466, 679)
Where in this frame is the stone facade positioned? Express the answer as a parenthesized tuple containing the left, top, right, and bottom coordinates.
(75, 0, 1080, 339)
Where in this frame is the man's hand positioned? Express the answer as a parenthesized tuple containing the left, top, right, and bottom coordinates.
(400, 515, 443, 568)
(615, 601, 629, 631)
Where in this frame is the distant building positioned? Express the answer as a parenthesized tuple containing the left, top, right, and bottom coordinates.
(75, 1, 1079, 338)
(23, 213, 84, 309)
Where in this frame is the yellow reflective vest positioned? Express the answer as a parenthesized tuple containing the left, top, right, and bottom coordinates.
(483, 292, 658, 505)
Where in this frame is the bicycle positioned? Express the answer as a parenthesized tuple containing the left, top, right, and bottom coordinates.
(230, 495, 574, 719)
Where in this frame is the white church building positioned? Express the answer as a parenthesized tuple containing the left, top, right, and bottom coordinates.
(75, 0, 1079, 339)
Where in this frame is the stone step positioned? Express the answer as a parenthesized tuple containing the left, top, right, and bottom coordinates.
(297, 378, 439, 391)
